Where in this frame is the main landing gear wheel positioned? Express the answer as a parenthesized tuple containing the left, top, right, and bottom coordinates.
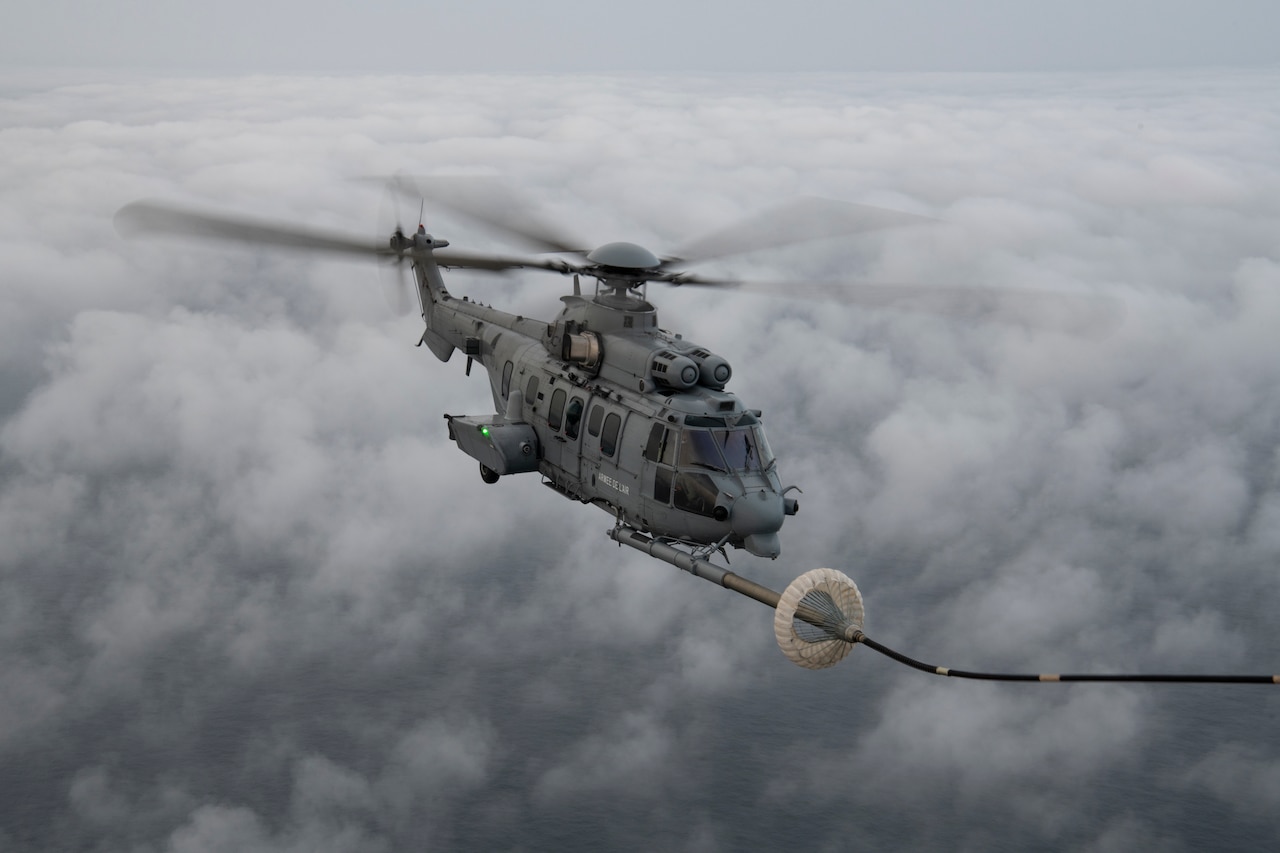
(479, 463, 500, 484)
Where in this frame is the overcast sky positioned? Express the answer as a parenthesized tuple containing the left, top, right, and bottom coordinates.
(3, 1, 1280, 73)
(3, 12, 1280, 853)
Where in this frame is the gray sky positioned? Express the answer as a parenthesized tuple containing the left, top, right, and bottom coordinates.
(3, 31, 1280, 853)
(3, 0, 1280, 73)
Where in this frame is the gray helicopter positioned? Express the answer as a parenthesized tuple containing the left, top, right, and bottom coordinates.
(116, 183, 943, 565)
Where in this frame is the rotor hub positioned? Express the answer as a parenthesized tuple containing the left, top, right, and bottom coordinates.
(586, 241, 661, 272)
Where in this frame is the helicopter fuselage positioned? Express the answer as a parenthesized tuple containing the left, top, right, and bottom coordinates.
(412, 240, 796, 559)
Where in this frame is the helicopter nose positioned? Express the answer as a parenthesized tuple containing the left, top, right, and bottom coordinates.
(732, 488, 785, 559)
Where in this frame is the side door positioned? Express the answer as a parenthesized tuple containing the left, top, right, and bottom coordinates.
(582, 402, 630, 504)
(538, 383, 586, 486)
(640, 422, 680, 527)
(641, 422, 677, 516)
(558, 392, 585, 482)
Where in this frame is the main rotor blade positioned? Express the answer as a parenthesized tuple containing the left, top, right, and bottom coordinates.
(432, 249, 579, 274)
(115, 201, 397, 258)
(116, 200, 583, 276)
(382, 175, 589, 255)
(668, 197, 939, 267)
(675, 277, 1125, 336)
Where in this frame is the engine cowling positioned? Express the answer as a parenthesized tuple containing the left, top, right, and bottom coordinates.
(649, 350, 700, 390)
(685, 347, 732, 390)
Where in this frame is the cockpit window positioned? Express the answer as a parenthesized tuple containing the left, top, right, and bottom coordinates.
(672, 426, 776, 472)
(671, 425, 776, 473)
(713, 426, 776, 471)
(718, 428, 758, 471)
(677, 429, 726, 471)
(644, 423, 665, 462)
(752, 426, 776, 470)
(674, 471, 718, 517)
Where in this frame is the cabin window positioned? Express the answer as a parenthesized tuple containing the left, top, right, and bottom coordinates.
(601, 412, 621, 457)
(565, 397, 584, 439)
(549, 389, 566, 430)
(525, 374, 539, 404)
(587, 404, 604, 437)
(501, 361, 513, 399)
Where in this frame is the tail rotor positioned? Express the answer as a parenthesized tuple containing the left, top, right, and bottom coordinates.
(377, 185, 416, 316)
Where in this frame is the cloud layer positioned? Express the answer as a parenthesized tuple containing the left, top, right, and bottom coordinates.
(2, 68, 1280, 851)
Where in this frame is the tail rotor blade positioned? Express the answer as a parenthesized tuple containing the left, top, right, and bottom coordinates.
(377, 187, 414, 316)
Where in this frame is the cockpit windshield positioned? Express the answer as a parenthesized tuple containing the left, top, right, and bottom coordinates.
(751, 426, 776, 470)
(677, 429, 726, 471)
(677, 426, 776, 473)
(718, 427, 759, 471)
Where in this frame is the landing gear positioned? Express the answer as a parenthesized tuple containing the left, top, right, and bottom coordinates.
(479, 463, 500, 484)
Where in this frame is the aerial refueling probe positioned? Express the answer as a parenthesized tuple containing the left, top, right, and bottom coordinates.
(609, 527, 1280, 683)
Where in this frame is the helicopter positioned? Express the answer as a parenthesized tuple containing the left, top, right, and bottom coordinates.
(121, 179, 1241, 678)
(115, 181, 948, 566)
